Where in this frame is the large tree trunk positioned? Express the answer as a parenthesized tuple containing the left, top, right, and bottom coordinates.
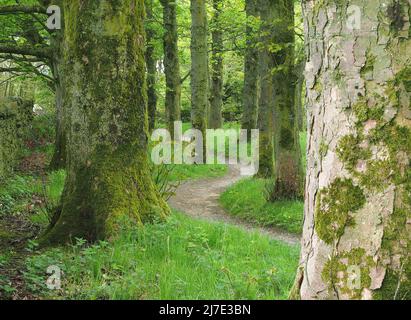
(161, 0, 181, 136)
(293, 0, 411, 300)
(49, 79, 66, 170)
(145, 0, 158, 132)
(256, 0, 274, 178)
(190, 0, 208, 138)
(208, 0, 223, 129)
(242, 0, 259, 134)
(48, 0, 66, 170)
(42, 0, 169, 245)
(271, 0, 303, 200)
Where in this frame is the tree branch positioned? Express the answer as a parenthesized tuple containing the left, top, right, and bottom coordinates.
(181, 71, 191, 84)
(0, 5, 47, 15)
(0, 44, 52, 59)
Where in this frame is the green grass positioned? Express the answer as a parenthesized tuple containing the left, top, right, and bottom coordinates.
(0, 170, 65, 223)
(152, 122, 241, 182)
(167, 164, 228, 182)
(220, 178, 304, 234)
(24, 212, 299, 300)
(1, 121, 305, 300)
(219, 132, 307, 235)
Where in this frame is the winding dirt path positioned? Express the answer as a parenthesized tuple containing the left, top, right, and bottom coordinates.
(168, 164, 301, 246)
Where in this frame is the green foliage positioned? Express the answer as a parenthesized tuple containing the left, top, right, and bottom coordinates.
(0, 175, 37, 216)
(0, 251, 14, 298)
(23, 212, 299, 300)
(0, 170, 65, 223)
(220, 178, 303, 234)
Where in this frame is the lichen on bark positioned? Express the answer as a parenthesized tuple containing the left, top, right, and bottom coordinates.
(294, 0, 411, 300)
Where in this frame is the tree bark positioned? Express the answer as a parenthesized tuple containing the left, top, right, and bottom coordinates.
(295, 60, 306, 132)
(256, 0, 274, 178)
(190, 0, 208, 138)
(271, 0, 303, 200)
(242, 0, 259, 134)
(208, 0, 224, 129)
(293, 0, 411, 300)
(161, 0, 181, 136)
(145, 0, 158, 132)
(42, 0, 169, 245)
(49, 80, 66, 170)
(49, 1, 66, 170)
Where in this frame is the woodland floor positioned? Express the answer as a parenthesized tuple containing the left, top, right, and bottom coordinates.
(1, 163, 300, 299)
(169, 164, 300, 246)
(1, 119, 301, 299)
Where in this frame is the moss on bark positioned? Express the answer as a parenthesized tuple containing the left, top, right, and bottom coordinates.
(161, 0, 182, 135)
(242, 0, 259, 133)
(41, 0, 169, 245)
(296, 0, 411, 300)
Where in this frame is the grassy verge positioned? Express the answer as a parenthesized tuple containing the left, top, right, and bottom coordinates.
(152, 122, 241, 182)
(220, 179, 304, 234)
(167, 164, 227, 182)
(1, 119, 303, 300)
(23, 212, 299, 300)
(220, 132, 306, 235)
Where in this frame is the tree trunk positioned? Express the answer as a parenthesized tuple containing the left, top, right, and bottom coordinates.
(293, 0, 411, 300)
(256, 0, 274, 178)
(190, 0, 208, 138)
(145, 0, 158, 132)
(42, 0, 169, 245)
(208, 0, 223, 129)
(242, 0, 259, 134)
(271, 0, 303, 200)
(161, 0, 181, 136)
(295, 60, 305, 132)
(46, 0, 66, 170)
(49, 79, 66, 170)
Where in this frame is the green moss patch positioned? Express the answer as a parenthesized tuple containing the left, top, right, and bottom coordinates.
(322, 248, 376, 299)
(315, 178, 366, 244)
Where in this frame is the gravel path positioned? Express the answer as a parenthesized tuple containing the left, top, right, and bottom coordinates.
(168, 164, 301, 246)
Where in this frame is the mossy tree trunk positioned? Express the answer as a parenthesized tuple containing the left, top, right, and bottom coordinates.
(208, 0, 223, 129)
(190, 0, 208, 138)
(271, 0, 303, 200)
(145, 0, 158, 132)
(293, 0, 411, 300)
(161, 0, 181, 136)
(42, 0, 169, 245)
(49, 80, 66, 170)
(242, 0, 259, 134)
(256, 0, 274, 177)
(208, 0, 224, 129)
(47, 0, 67, 170)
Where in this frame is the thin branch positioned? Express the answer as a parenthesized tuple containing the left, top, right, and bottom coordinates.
(0, 44, 52, 59)
(0, 5, 47, 15)
(180, 71, 191, 84)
